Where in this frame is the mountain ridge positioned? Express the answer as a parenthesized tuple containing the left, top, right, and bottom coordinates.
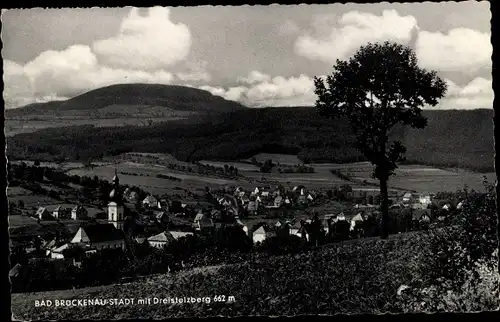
(7, 83, 248, 117)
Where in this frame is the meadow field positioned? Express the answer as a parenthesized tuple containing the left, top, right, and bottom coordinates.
(66, 161, 244, 196)
(55, 152, 496, 196)
(5, 117, 187, 137)
(8, 186, 62, 209)
(328, 162, 496, 193)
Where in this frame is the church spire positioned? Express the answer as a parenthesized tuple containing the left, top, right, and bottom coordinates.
(112, 167, 119, 187)
(109, 166, 123, 205)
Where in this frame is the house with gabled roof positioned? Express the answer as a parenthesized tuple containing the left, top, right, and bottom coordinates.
(147, 231, 177, 249)
(289, 220, 309, 241)
(70, 223, 126, 250)
(193, 213, 214, 231)
(36, 207, 52, 220)
(71, 205, 88, 220)
(52, 206, 70, 219)
(246, 201, 258, 215)
(402, 193, 414, 204)
(273, 196, 283, 208)
(252, 225, 276, 244)
(143, 195, 159, 208)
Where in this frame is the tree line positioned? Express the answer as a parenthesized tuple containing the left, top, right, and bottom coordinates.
(6, 109, 493, 173)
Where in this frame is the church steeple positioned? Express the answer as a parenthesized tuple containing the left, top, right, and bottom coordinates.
(108, 167, 124, 230)
(112, 167, 119, 187)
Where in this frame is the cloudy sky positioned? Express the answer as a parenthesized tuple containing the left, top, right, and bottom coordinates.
(1, 2, 492, 109)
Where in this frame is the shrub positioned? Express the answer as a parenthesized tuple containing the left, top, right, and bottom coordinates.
(398, 182, 499, 311)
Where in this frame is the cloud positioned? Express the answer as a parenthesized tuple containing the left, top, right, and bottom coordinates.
(3, 44, 178, 108)
(3, 60, 35, 108)
(3, 7, 210, 108)
(176, 61, 211, 82)
(437, 77, 492, 109)
(294, 9, 418, 63)
(200, 71, 321, 107)
(92, 6, 192, 70)
(416, 28, 492, 73)
(237, 70, 271, 85)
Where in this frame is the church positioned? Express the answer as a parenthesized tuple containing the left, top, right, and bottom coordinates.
(108, 169, 125, 230)
(62, 170, 128, 254)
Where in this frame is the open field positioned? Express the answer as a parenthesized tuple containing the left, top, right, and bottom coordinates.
(11, 231, 442, 319)
(5, 117, 188, 137)
(8, 187, 62, 209)
(329, 162, 496, 193)
(8, 214, 39, 228)
(66, 161, 244, 196)
(249, 153, 302, 165)
(199, 160, 260, 172)
(52, 153, 496, 196)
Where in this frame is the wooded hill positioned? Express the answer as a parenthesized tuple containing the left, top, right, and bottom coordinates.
(7, 105, 493, 172)
(7, 84, 246, 119)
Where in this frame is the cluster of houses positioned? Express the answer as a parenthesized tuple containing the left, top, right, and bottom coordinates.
(35, 204, 89, 221)
(22, 168, 459, 269)
(216, 185, 316, 215)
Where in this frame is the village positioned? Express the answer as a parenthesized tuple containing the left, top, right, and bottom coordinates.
(9, 160, 463, 281)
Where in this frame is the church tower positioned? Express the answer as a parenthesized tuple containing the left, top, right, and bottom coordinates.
(108, 168, 124, 230)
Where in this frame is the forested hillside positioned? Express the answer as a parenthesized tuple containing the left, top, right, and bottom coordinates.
(7, 107, 494, 172)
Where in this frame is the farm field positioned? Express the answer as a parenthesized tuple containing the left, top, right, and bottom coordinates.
(8, 186, 62, 209)
(8, 214, 39, 228)
(11, 230, 445, 319)
(249, 153, 302, 165)
(5, 117, 188, 137)
(52, 152, 496, 196)
(199, 160, 260, 172)
(66, 162, 244, 196)
(330, 162, 496, 193)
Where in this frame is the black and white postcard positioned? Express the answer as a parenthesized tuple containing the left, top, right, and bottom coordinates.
(3, 2, 498, 320)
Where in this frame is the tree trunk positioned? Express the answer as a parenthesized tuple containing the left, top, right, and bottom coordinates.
(380, 176, 389, 239)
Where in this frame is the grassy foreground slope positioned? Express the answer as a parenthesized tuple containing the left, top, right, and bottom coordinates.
(12, 232, 436, 319)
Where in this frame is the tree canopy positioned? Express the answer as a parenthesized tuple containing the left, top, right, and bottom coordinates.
(314, 41, 447, 238)
(315, 41, 447, 180)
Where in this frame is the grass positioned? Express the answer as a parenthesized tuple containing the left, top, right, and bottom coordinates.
(66, 162, 243, 196)
(329, 162, 496, 193)
(250, 153, 302, 165)
(11, 230, 439, 319)
(5, 117, 189, 137)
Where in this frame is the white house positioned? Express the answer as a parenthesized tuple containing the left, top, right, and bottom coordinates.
(274, 196, 283, 208)
(70, 223, 126, 250)
(252, 226, 275, 244)
(419, 193, 432, 208)
(147, 231, 176, 249)
(350, 213, 364, 231)
(143, 195, 158, 208)
(71, 205, 88, 220)
(402, 193, 414, 204)
(49, 243, 70, 259)
(148, 230, 195, 248)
